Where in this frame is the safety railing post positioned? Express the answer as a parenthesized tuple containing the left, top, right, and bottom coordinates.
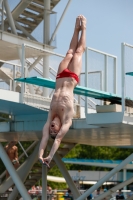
(20, 44, 25, 103)
(114, 57, 117, 94)
(13, 65, 16, 91)
(121, 43, 125, 113)
(104, 55, 108, 92)
(85, 47, 88, 116)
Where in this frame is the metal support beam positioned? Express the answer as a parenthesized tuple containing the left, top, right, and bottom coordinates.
(8, 143, 39, 199)
(1, 0, 4, 31)
(0, 0, 3, 6)
(49, 0, 72, 45)
(123, 168, 127, 197)
(94, 176, 133, 200)
(42, 164, 47, 200)
(20, 43, 25, 103)
(0, 142, 39, 194)
(76, 153, 133, 200)
(18, 141, 28, 158)
(4, 0, 32, 31)
(14, 21, 37, 41)
(42, 148, 47, 200)
(8, 142, 39, 200)
(4, 0, 17, 35)
(0, 141, 37, 181)
(53, 151, 80, 199)
(28, 56, 43, 72)
(0, 143, 32, 200)
(43, 0, 50, 97)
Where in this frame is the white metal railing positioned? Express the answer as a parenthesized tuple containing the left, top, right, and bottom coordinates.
(85, 47, 117, 116)
(121, 43, 125, 113)
(121, 43, 133, 113)
(20, 43, 65, 103)
(20, 43, 98, 111)
(0, 43, 118, 116)
(121, 42, 133, 114)
(0, 59, 21, 91)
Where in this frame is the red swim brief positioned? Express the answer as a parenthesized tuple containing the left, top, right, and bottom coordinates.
(56, 68, 79, 83)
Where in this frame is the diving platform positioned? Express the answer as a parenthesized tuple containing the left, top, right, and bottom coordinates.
(1, 89, 133, 146)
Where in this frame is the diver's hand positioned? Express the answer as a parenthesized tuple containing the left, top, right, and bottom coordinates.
(39, 156, 50, 168)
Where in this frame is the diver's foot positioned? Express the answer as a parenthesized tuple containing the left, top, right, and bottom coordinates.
(75, 16, 81, 31)
(81, 15, 86, 30)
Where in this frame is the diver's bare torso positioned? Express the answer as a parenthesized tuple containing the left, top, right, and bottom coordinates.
(50, 77, 77, 124)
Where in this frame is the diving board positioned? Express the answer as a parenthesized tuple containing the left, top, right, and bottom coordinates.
(126, 72, 133, 76)
(15, 77, 133, 107)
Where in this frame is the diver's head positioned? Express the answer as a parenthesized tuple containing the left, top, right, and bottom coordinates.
(50, 116, 61, 139)
(9, 141, 17, 147)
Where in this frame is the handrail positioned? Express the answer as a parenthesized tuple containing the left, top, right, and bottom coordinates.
(0, 59, 21, 67)
(87, 47, 117, 58)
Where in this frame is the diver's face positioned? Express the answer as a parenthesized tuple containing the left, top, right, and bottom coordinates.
(50, 117, 61, 137)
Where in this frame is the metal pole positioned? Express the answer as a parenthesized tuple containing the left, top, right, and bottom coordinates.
(13, 65, 16, 91)
(41, 148, 47, 200)
(21, 44, 25, 103)
(0, 143, 32, 200)
(4, 0, 17, 34)
(43, 0, 50, 97)
(18, 141, 28, 157)
(76, 153, 133, 200)
(114, 57, 117, 94)
(100, 71, 103, 105)
(9, 79, 12, 91)
(104, 55, 108, 92)
(0, 0, 3, 6)
(123, 168, 127, 196)
(28, 56, 43, 72)
(85, 47, 88, 116)
(42, 165, 47, 200)
(121, 43, 125, 113)
(53, 152, 80, 199)
(49, 0, 72, 45)
(1, 0, 4, 31)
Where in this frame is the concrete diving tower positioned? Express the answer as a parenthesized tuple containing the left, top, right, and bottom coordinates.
(0, 0, 133, 199)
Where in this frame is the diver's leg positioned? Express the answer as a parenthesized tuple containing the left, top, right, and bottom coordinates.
(57, 16, 81, 74)
(68, 15, 86, 76)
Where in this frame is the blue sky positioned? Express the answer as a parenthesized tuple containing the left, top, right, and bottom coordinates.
(53, 0, 133, 58)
